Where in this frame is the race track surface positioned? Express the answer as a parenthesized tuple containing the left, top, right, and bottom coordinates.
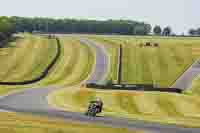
(0, 37, 200, 133)
(171, 58, 200, 89)
(79, 38, 109, 84)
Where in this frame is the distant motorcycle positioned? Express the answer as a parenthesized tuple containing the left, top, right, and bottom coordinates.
(85, 102, 99, 117)
(85, 98, 103, 117)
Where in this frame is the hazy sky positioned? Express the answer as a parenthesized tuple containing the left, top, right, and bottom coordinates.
(0, 0, 199, 34)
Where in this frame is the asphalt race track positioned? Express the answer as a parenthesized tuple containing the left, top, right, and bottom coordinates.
(171, 58, 200, 89)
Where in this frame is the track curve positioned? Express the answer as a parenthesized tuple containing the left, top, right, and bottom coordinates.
(79, 38, 109, 84)
(0, 37, 200, 133)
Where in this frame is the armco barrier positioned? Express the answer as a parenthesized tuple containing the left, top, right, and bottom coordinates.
(86, 83, 182, 93)
(0, 37, 61, 85)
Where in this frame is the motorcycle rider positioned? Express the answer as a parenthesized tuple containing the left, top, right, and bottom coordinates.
(96, 97, 103, 113)
(89, 97, 103, 113)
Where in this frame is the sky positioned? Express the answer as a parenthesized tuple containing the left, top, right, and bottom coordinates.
(0, 0, 199, 34)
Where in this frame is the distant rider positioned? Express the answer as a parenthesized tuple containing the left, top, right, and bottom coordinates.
(90, 97, 103, 113)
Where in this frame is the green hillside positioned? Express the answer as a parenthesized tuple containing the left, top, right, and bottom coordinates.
(0, 35, 95, 95)
(0, 112, 141, 133)
(0, 34, 57, 82)
(90, 36, 200, 87)
(49, 36, 200, 127)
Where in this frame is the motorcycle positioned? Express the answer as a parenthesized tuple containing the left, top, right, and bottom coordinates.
(85, 102, 99, 117)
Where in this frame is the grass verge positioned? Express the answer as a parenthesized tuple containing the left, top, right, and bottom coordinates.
(0, 35, 95, 95)
(48, 87, 200, 128)
(0, 112, 142, 133)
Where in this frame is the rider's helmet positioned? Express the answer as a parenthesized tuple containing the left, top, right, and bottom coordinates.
(96, 97, 102, 102)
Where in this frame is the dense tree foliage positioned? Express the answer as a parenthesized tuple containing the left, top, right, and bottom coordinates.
(5, 16, 200, 37)
(0, 16, 14, 41)
(189, 29, 196, 35)
(162, 26, 172, 36)
(153, 25, 162, 35)
(9, 17, 152, 35)
(189, 28, 200, 36)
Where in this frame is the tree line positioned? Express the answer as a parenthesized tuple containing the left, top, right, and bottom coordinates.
(153, 25, 173, 36)
(9, 17, 176, 36)
(1, 16, 200, 38)
(0, 16, 14, 41)
(153, 25, 200, 36)
(11, 17, 152, 35)
(188, 28, 200, 36)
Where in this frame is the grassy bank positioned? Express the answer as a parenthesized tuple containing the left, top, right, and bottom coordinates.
(0, 35, 57, 82)
(37, 37, 95, 86)
(48, 87, 200, 128)
(0, 112, 142, 133)
(90, 36, 200, 87)
(189, 75, 200, 95)
(49, 36, 200, 127)
(0, 35, 95, 95)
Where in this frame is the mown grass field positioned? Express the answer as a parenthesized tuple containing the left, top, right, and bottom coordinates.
(0, 34, 102, 133)
(49, 35, 200, 127)
(0, 34, 57, 82)
(189, 76, 200, 95)
(2, 34, 200, 128)
(0, 34, 94, 95)
(48, 86, 200, 127)
(90, 36, 200, 87)
(38, 37, 94, 86)
(0, 112, 142, 133)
